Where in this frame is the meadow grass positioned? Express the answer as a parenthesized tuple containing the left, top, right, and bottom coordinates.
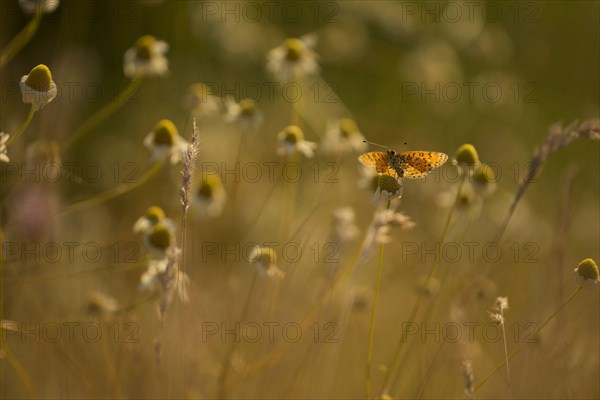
(1, 1, 599, 399)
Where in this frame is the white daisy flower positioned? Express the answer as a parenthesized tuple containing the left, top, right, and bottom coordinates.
(87, 290, 120, 316)
(248, 246, 284, 279)
(19, 0, 59, 14)
(332, 206, 359, 244)
(574, 258, 599, 287)
(276, 125, 317, 158)
(133, 206, 166, 233)
(322, 118, 367, 154)
(183, 82, 220, 117)
(143, 119, 189, 164)
(193, 175, 227, 218)
(140, 258, 167, 291)
(358, 165, 379, 193)
(142, 220, 177, 257)
(472, 163, 497, 197)
(360, 210, 415, 264)
(453, 143, 480, 176)
(374, 174, 403, 204)
(139, 252, 189, 304)
(123, 35, 169, 78)
(266, 34, 319, 82)
(224, 97, 263, 129)
(20, 64, 57, 111)
(0, 133, 9, 163)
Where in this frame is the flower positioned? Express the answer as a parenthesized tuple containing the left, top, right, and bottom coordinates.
(371, 210, 415, 245)
(437, 181, 476, 209)
(19, 0, 59, 14)
(5, 183, 60, 240)
(225, 97, 263, 129)
(183, 83, 220, 117)
(417, 275, 440, 296)
(143, 119, 189, 164)
(322, 118, 367, 154)
(0, 133, 9, 162)
(352, 286, 373, 312)
(133, 206, 167, 233)
(358, 165, 379, 193)
(436, 182, 482, 222)
(374, 174, 403, 203)
(20, 64, 57, 110)
(472, 163, 497, 197)
(193, 175, 227, 218)
(248, 246, 284, 279)
(140, 258, 167, 290)
(87, 290, 119, 316)
(332, 207, 359, 244)
(453, 144, 480, 175)
(143, 221, 176, 256)
(140, 248, 189, 304)
(488, 296, 509, 324)
(276, 125, 317, 158)
(25, 139, 61, 166)
(574, 258, 599, 287)
(494, 296, 509, 311)
(123, 35, 169, 78)
(266, 35, 319, 82)
(360, 210, 415, 264)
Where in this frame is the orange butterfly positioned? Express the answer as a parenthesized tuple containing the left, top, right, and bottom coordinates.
(359, 142, 448, 179)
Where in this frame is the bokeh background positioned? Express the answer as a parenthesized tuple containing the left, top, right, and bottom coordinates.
(1, 1, 599, 399)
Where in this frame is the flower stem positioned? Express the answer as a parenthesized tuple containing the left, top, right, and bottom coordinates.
(475, 286, 583, 391)
(60, 160, 163, 216)
(366, 201, 391, 398)
(291, 72, 303, 128)
(499, 312, 512, 399)
(366, 240, 385, 399)
(278, 152, 299, 239)
(381, 171, 466, 396)
(64, 76, 143, 150)
(230, 125, 248, 240)
(0, 11, 43, 68)
(7, 107, 36, 146)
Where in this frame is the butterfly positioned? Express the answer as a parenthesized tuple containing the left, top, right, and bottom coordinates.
(359, 148, 448, 179)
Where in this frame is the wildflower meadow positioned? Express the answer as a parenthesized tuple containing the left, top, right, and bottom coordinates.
(1, 1, 599, 399)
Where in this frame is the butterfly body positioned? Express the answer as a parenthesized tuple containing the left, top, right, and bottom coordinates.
(359, 149, 448, 179)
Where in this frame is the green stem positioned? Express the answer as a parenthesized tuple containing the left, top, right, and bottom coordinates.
(0, 11, 43, 68)
(60, 160, 163, 216)
(278, 152, 298, 239)
(475, 286, 583, 391)
(230, 126, 248, 240)
(291, 72, 303, 128)
(425, 172, 466, 282)
(64, 76, 143, 150)
(7, 107, 36, 146)
(366, 241, 385, 399)
(381, 171, 466, 396)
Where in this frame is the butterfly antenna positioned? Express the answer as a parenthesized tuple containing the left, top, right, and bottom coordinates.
(363, 140, 389, 150)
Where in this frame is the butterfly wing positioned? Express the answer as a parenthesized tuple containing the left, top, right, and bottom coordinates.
(358, 152, 400, 179)
(397, 151, 448, 179)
